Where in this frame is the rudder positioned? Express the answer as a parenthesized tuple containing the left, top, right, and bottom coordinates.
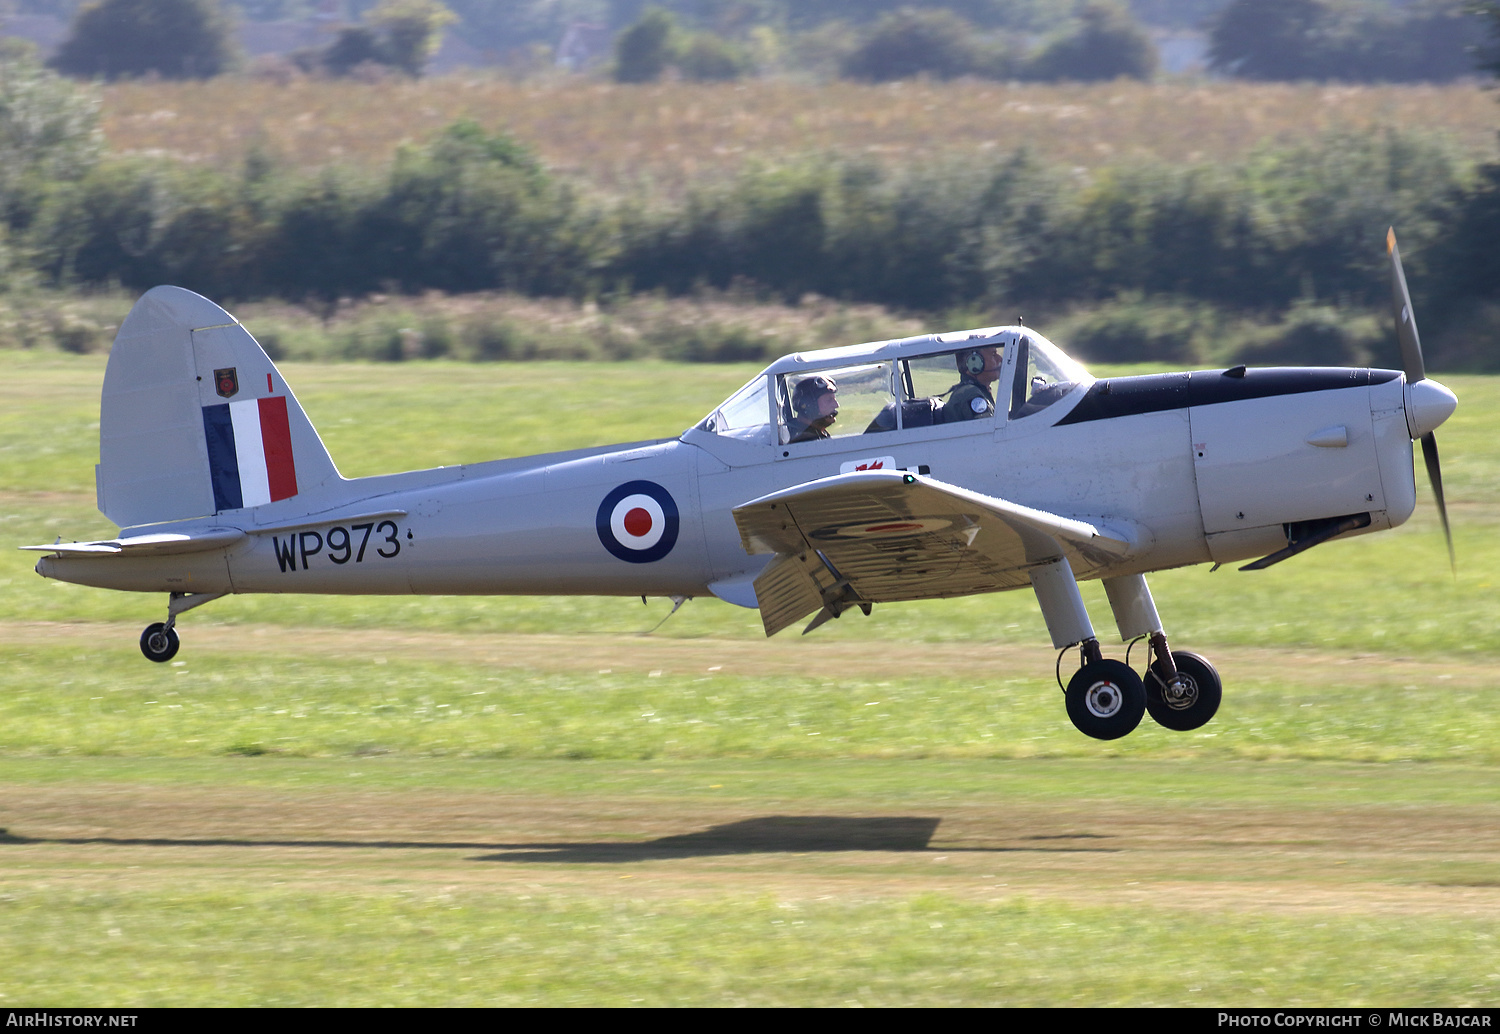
(97, 286, 341, 529)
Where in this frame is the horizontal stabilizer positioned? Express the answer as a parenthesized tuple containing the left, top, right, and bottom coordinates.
(21, 528, 246, 557)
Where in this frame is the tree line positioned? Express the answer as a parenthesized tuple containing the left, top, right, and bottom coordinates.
(3, 47, 1498, 369)
(26, 0, 1500, 83)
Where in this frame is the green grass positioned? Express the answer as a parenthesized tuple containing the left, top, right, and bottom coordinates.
(2, 354, 1498, 1006)
(1, 756, 1497, 1006)
(0, 640, 1496, 763)
(3, 356, 1496, 654)
(3, 752, 1497, 809)
(4, 888, 1494, 1006)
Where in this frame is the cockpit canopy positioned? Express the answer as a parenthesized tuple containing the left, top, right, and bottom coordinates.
(693, 327, 1090, 447)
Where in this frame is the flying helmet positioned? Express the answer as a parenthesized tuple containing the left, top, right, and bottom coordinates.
(791, 374, 837, 417)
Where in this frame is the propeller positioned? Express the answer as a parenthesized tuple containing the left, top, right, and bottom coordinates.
(1386, 227, 1455, 572)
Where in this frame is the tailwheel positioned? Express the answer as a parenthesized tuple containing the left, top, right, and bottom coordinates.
(139, 622, 180, 663)
(1065, 659, 1145, 740)
(1144, 650, 1221, 731)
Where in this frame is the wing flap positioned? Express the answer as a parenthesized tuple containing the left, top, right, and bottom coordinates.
(732, 471, 1140, 633)
(751, 553, 827, 637)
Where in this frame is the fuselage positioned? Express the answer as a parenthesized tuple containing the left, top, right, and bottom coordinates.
(38, 326, 1432, 610)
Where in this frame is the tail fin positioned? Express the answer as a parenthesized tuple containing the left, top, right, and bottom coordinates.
(97, 286, 341, 529)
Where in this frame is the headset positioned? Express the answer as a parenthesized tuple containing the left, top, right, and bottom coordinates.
(957, 348, 994, 376)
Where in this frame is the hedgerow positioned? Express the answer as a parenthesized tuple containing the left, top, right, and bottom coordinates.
(0, 51, 1495, 368)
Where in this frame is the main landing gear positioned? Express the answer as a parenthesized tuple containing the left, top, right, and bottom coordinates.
(138, 592, 223, 663)
(1065, 644, 1145, 741)
(1033, 562, 1223, 741)
(1143, 649, 1221, 732)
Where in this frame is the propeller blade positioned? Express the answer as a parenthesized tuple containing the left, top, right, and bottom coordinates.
(1387, 230, 1455, 572)
(1420, 432, 1455, 574)
(1387, 227, 1426, 384)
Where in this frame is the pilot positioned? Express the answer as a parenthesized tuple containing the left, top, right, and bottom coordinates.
(787, 375, 838, 443)
(942, 345, 1002, 422)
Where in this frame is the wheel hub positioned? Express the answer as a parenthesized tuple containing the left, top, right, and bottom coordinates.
(1161, 674, 1199, 710)
(1084, 680, 1123, 718)
(147, 632, 170, 653)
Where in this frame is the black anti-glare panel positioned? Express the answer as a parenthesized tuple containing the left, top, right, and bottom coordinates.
(1055, 368, 1400, 426)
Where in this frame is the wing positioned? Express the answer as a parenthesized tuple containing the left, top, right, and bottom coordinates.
(733, 470, 1140, 636)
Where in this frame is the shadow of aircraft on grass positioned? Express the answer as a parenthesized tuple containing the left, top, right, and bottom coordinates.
(475, 816, 943, 863)
(0, 817, 1119, 861)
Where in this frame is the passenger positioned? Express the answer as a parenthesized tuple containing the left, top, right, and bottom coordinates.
(787, 375, 838, 443)
(942, 345, 1002, 422)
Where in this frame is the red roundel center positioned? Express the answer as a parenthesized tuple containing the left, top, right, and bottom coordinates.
(623, 507, 654, 538)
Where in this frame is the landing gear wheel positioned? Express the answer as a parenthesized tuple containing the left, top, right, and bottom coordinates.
(1144, 650, 1221, 731)
(139, 623, 180, 663)
(1065, 659, 1145, 740)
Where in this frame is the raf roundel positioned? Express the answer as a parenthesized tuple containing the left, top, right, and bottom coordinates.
(597, 480, 680, 564)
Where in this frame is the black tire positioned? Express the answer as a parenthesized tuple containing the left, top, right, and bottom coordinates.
(139, 623, 180, 663)
(1144, 650, 1221, 731)
(1065, 659, 1145, 740)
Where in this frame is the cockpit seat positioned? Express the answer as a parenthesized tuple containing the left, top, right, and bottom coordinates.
(865, 397, 945, 433)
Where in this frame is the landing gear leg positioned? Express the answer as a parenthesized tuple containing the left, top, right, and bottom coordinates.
(138, 592, 224, 663)
(1033, 559, 1145, 740)
(1103, 574, 1221, 732)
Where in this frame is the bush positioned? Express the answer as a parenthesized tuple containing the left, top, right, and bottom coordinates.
(296, 0, 456, 78)
(613, 6, 676, 83)
(839, 9, 990, 81)
(1207, 0, 1323, 80)
(1232, 304, 1385, 368)
(1477, 1, 1500, 78)
(0, 47, 101, 230)
(1054, 296, 1214, 365)
(257, 168, 382, 300)
(32, 158, 257, 296)
(1026, 1, 1158, 82)
(1423, 299, 1500, 372)
(372, 0, 457, 76)
(1208, 0, 1489, 83)
(50, 0, 237, 80)
(316, 27, 387, 77)
(674, 31, 753, 81)
(611, 7, 753, 83)
(351, 120, 608, 298)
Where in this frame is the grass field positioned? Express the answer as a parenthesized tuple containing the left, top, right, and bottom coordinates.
(1, 354, 1497, 1005)
(99, 78, 1500, 194)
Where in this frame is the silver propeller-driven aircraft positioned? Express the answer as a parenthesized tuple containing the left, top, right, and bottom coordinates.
(26, 231, 1457, 740)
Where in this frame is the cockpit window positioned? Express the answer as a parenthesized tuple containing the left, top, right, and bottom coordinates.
(697, 375, 773, 444)
(892, 345, 1005, 428)
(780, 362, 895, 444)
(1009, 335, 1085, 420)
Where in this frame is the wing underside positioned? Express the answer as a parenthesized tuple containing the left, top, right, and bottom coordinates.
(732, 470, 1137, 636)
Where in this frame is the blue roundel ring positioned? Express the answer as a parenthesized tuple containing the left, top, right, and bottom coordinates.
(597, 480, 679, 564)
